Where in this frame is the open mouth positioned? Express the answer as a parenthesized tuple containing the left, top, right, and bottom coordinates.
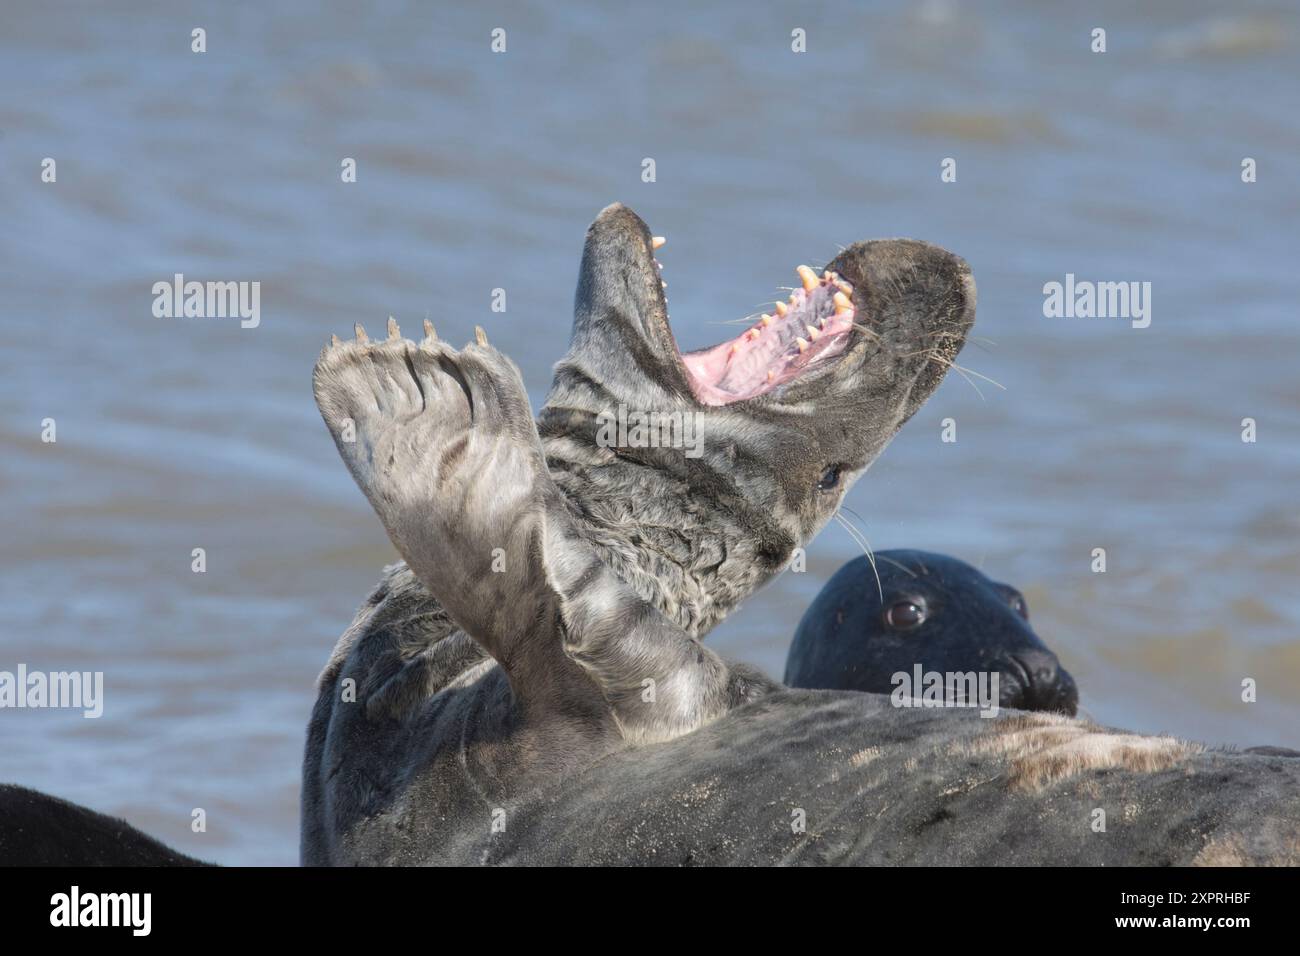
(662, 249, 858, 406)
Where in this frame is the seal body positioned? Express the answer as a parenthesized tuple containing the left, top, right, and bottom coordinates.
(785, 550, 1078, 715)
(0, 785, 210, 866)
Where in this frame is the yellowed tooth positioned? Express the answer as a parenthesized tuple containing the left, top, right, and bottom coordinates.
(729, 343, 740, 356)
(330, 333, 341, 347)
(774, 301, 787, 316)
(760, 314, 774, 327)
(796, 337, 809, 353)
(652, 236, 666, 250)
(475, 325, 489, 346)
(834, 291, 853, 314)
(797, 265, 818, 291)
(388, 316, 400, 340)
(767, 369, 777, 383)
(747, 328, 761, 341)
(836, 281, 853, 295)
(423, 318, 437, 342)
(806, 324, 821, 341)
(354, 323, 369, 343)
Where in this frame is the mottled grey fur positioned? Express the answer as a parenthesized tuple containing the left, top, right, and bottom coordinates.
(414, 692, 1300, 866)
(302, 202, 976, 865)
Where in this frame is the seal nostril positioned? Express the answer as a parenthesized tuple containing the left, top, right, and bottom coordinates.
(1014, 650, 1059, 684)
(1007, 649, 1078, 714)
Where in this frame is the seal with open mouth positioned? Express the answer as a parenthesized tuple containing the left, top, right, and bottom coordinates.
(785, 550, 1079, 715)
(301, 202, 976, 864)
(300, 205, 1300, 867)
(5, 205, 1298, 867)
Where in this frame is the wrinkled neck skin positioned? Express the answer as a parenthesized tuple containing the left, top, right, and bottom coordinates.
(538, 386, 779, 640)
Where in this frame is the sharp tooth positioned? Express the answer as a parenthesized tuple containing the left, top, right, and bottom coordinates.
(806, 325, 821, 341)
(354, 323, 369, 343)
(387, 316, 400, 340)
(760, 314, 774, 327)
(475, 326, 489, 346)
(834, 291, 853, 314)
(774, 301, 787, 316)
(796, 337, 809, 353)
(797, 265, 818, 291)
(747, 328, 761, 341)
(423, 319, 437, 342)
(652, 236, 666, 250)
(330, 334, 341, 347)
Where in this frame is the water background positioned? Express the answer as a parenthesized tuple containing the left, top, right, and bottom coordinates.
(2, 1, 1298, 864)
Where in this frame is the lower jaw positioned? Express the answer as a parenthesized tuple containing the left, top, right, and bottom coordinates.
(678, 265, 857, 406)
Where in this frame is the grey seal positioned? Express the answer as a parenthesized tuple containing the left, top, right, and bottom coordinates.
(301, 203, 1300, 866)
(785, 550, 1079, 715)
(301, 202, 977, 864)
(0, 785, 210, 866)
(2, 204, 1297, 867)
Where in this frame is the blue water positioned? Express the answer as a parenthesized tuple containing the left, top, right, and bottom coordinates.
(1, 1, 1297, 864)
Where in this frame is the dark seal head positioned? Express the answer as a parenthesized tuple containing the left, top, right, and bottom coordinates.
(785, 550, 1079, 716)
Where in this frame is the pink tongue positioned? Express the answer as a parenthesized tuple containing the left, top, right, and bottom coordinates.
(680, 271, 855, 405)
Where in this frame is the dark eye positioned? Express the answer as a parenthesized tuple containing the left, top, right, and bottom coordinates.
(1010, 594, 1029, 620)
(817, 465, 841, 491)
(884, 599, 926, 630)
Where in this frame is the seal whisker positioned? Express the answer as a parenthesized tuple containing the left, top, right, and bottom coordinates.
(837, 505, 900, 585)
(906, 347, 1006, 400)
(833, 511, 883, 601)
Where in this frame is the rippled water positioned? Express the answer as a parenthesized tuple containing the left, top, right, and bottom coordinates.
(1, 2, 1297, 865)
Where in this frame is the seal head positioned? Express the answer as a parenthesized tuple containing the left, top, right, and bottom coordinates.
(785, 550, 1079, 715)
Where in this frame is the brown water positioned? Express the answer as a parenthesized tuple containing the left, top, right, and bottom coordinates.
(1, 1, 1298, 864)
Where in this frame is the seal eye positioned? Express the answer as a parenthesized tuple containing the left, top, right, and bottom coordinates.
(884, 599, 926, 630)
(1010, 594, 1029, 620)
(817, 465, 841, 492)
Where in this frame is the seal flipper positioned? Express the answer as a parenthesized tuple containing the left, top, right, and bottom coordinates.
(312, 321, 739, 741)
